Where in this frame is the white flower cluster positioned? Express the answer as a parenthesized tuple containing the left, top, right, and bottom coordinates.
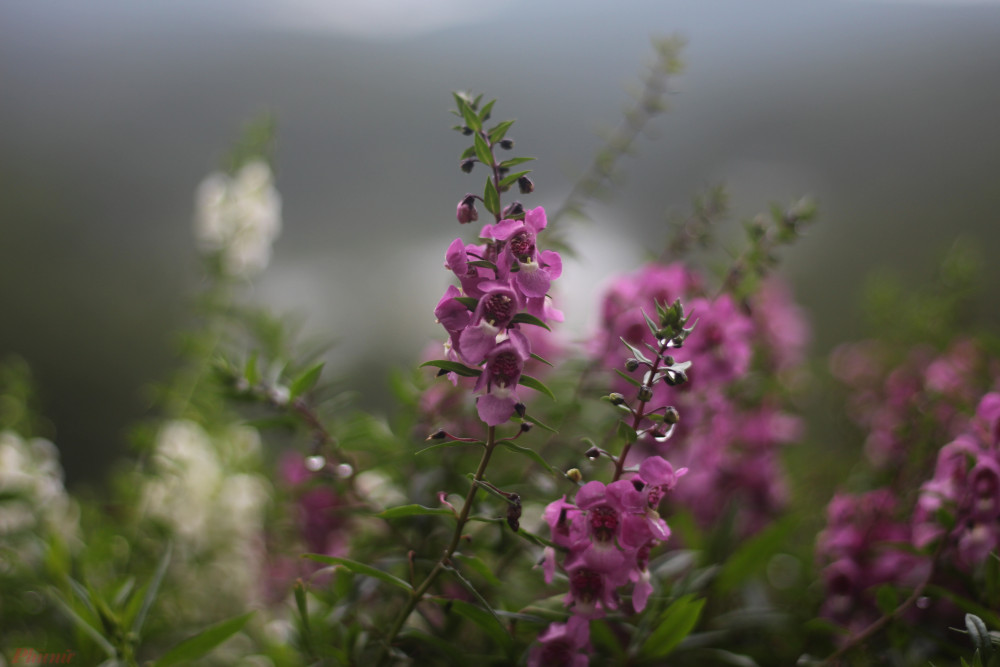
(0, 431, 79, 568)
(194, 160, 282, 277)
(141, 420, 271, 615)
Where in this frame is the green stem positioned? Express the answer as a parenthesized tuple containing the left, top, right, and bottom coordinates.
(613, 338, 672, 481)
(377, 426, 499, 664)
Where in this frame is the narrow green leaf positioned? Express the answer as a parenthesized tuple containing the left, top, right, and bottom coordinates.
(460, 100, 481, 132)
(303, 555, 413, 592)
(156, 611, 255, 667)
(244, 351, 260, 386)
(467, 259, 499, 272)
(967, 614, 994, 659)
(453, 553, 503, 588)
(523, 414, 557, 433)
(488, 120, 515, 143)
(499, 170, 531, 189)
(498, 440, 560, 477)
(290, 362, 324, 399)
(529, 352, 554, 367)
(499, 157, 535, 168)
(715, 517, 795, 594)
(420, 360, 482, 378)
(614, 368, 643, 387)
(377, 504, 455, 520)
(483, 176, 500, 217)
(642, 595, 705, 658)
(519, 374, 555, 400)
(132, 542, 172, 634)
(474, 133, 493, 168)
(511, 313, 551, 330)
(49, 589, 116, 657)
(620, 338, 652, 364)
(515, 527, 558, 549)
(478, 99, 495, 122)
(415, 439, 486, 455)
(444, 564, 506, 631)
(460, 145, 477, 160)
(642, 308, 660, 338)
(453, 296, 479, 310)
(293, 580, 310, 640)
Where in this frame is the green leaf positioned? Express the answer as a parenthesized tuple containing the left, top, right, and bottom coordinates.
(49, 589, 116, 658)
(415, 439, 486, 455)
(529, 352, 554, 367)
(967, 614, 994, 659)
(515, 527, 558, 549)
(641, 594, 705, 658)
(498, 440, 560, 477)
(155, 611, 255, 667)
(302, 555, 413, 592)
(468, 259, 499, 272)
(436, 598, 512, 655)
(474, 133, 493, 169)
(460, 145, 477, 160)
(511, 313, 551, 330)
(444, 564, 506, 631)
(483, 176, 500, 217)
(131, 542, 172, 635)
(289, 362, 324, 399)
(377, 504, 455, 520)
(620, 338, 652, 364)
(453, 296, 479, 310)
(875, 585, 899, 616)
(614, 368, 642, 387)
(499, 157, 535, 168)
(519, 374, 555, 401)
(523, 414, 557, 433)
(293, 580, 311, 641)
(616, 420, 638, 445)
(478, 99, 495, 122)
(642, 308, 661, 338)
(488, 120, 515, 143)
(453, 553, 503, 588)
(420, 360, 482, 378)
(715, 517, 795, 594)
(244, 351, 260, 386)
(499, 170, 531, 189)
(458, 97, 481, 132)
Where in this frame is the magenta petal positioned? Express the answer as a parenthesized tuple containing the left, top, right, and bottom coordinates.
(516, 262, 551, 298)
(646, 514, 671, 541)
(477, 393, 517, 426)
(459, 322, 498, 365)
(632, 574, 653, 613)
(539, 249, 562, 279)
(583, 543, 626, 572)
(445, 238, 468, 273)
(638, 456, 675, 487)
(575, 481, 607, 509)
(508, 328, 531, 360)
(607, 479, 644, 512)
(489, 218, 522, 241)
(526, 206, 547, 233)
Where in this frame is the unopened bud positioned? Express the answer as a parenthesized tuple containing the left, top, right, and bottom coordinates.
(461, 126, 473, 136)
(456, 197, 478, 224)
(608, 392, 626, 405)
(663, 406, 680, 424)
(519, 422, 533, 433)
(269, 386, 291, 407)
(506, 494, 522, 532)
(585, 447, 600, 460)
(428, 429, 447, 440)
(637, 385, 653, 403)
(566, 468, 583, 483)
(502, 201, 524, 218)
(663, 355, 675, 366)
(460, 158, 475, 173)
(624, 358, 640, 372)
(517, 176, 535, 194)
(514, 402, 526, 418)
(499, 138, 514, 150)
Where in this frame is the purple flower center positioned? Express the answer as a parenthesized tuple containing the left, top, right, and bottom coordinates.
(483, 293, 515, 327)
(509, 231, 534, 259)
(588, 505, 619, 543)
(647, 485, 664, 509)
(490, 351, 521, 387)
(569, 568, 603, 605)
(539, 640, 575, 667)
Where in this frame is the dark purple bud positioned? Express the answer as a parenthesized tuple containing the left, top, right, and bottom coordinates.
(519, 422, 533, 433)
(585, 447, 600, 460)
(514, 402, 526, 418)
(456, 196, 478, 224)
(637, 385, 653, 402)
(499, 138, 514, 150)
(460, 158, 475, 173)
(429, 429, 447, 440)
(517, 176, 535, 194)
(502, 201, 524, 218)
(506, 494, 522, 532)
(461, 126, 473, 136)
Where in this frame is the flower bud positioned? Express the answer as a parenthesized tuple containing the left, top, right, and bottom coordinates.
(502, 201, 524, 218)
(460, 158, 475, 173)
(456, 196, 478, 224)
(566, 468, 583, 483)
(506, 494, 522, 532)
(514, 402, 527, 418)
(517, 175, 535, 194)
(663, 406, 680, 424)
(499, 138, 514, 150)
(637, 385, 653, 402)
(625, 358, 640, 372)
(585, 447, 601, 460)
(428, 429, 447, 440)
(519, 422, 533, 433)
(461, 126, 473, 136)
(608, 393, 626, 405)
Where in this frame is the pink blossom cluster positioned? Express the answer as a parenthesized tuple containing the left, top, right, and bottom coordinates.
(434, 206, 562, 426)
(816, 489, 929, 635)
(830, 339, 996, 468)
(591, 263, 809, 534)
(913, 392, 1000, 569)
(531, 457, 684, 663)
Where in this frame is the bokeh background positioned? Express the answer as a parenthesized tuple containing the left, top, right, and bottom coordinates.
(2, 0, 999, 485)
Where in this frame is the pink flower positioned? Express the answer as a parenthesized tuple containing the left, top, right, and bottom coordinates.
(528, 616, 591, 667)
(474, 339, 528, 426)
